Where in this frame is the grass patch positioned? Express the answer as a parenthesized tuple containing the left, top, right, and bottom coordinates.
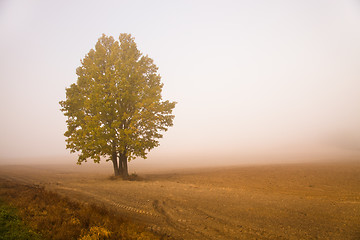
(0, 200, 41, 240)
(127, 173, 143, 181)
(109, 173, 143, 181)
(0, 179, 165, 240)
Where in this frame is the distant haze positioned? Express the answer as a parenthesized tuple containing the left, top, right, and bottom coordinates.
(1, 0, 360, 166)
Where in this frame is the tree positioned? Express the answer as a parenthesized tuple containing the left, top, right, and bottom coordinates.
(60, 34, 176, 178)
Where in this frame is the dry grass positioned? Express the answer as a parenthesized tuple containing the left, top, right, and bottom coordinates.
(0, 178, 164, 240)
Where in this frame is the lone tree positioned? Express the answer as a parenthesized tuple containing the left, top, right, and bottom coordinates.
(60, 34, 176, 178)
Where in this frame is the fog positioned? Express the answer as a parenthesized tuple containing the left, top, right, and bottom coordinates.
(1, 0, 360, 167)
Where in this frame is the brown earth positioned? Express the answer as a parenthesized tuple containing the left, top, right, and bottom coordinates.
(0, 161, 359, 239)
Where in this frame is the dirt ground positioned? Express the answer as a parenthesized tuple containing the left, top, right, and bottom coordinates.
(0, 161, 359, 239)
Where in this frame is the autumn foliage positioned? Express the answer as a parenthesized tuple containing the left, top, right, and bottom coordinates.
(60, 33, 176, 177)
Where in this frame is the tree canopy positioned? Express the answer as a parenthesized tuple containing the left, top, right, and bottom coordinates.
(60, 33, 176, 177)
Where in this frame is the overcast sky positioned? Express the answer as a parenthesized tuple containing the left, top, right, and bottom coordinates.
(0, 0, 359, 165)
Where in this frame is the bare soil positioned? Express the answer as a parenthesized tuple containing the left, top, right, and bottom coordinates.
(1, 161, 359, 239)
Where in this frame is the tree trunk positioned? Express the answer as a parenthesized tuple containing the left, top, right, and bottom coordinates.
(123, 155, 128, 178)
(118, 155, 124, 176)
(111, 151, 120, 176)
(119, 152, 129, 178)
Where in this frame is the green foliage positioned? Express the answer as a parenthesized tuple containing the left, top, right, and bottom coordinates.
(0, 200, 42, 240)
(60, 33, 176, 172)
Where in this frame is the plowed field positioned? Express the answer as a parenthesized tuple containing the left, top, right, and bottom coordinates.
(1, 161, 359, 239)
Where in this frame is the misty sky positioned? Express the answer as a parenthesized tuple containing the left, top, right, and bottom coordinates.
(0, 0, 360, 165)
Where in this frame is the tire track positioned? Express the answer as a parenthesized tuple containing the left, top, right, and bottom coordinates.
(193, 206, 285, 240)
(151, 197, 286, 240)
(152, 199, 238, 240)
(56, 185, 158, 217)
(1, 175, 33, 184)
(152, 199, 210, 240)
